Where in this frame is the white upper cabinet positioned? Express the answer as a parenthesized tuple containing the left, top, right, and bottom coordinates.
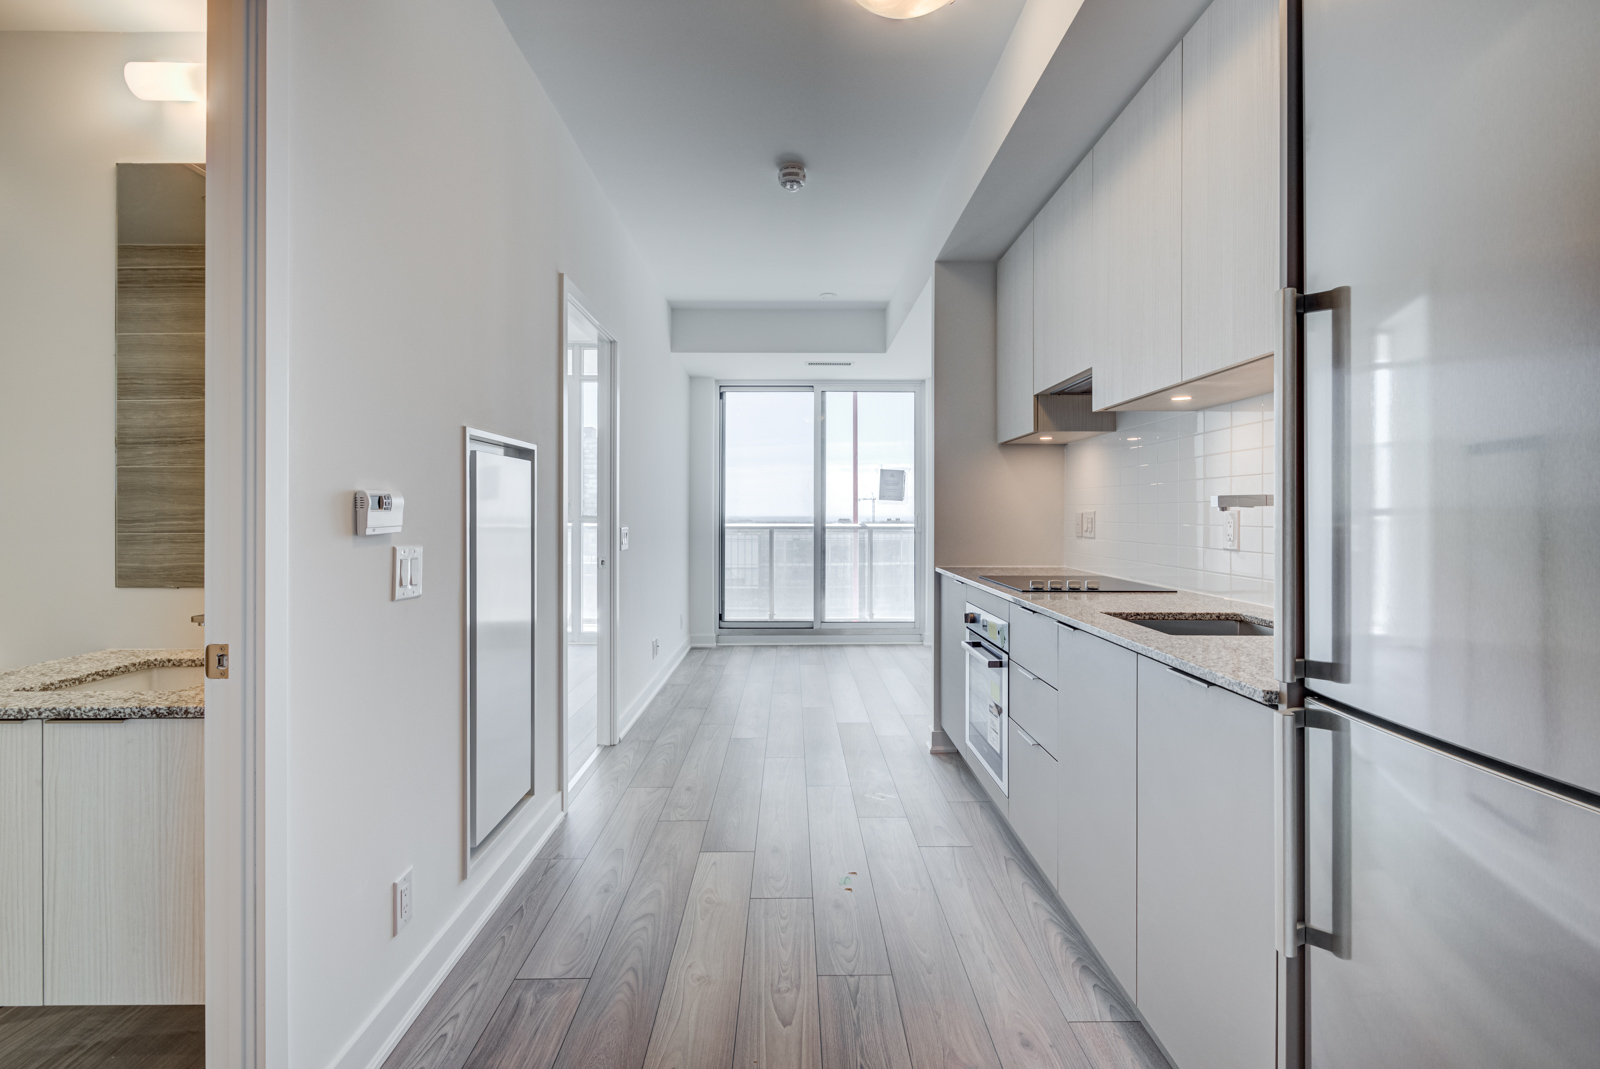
(1181, 0, 1282, 380)
(996, 220, 1036, 443)
(1092, 43, 1183, 411)
(1032, 155, 1094, 394)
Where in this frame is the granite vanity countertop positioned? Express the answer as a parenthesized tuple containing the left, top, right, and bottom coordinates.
(0, 648, 206, 720)
(939, 566, 1280, 706)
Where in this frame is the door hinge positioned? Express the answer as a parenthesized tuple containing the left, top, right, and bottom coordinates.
(206, 643, 230, 680)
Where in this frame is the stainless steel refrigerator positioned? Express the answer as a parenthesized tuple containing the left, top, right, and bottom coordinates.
(1296, 0, 1600, 1064)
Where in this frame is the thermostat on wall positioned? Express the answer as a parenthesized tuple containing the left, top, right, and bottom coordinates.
(355, 490, 404, 535)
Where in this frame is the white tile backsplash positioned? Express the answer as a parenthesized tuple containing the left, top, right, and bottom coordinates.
(1064, 393, 1276, 605)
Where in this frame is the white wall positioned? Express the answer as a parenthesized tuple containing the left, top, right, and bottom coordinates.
(1062, 393, 1275, 604)
(267, 2, 686, 1065)
(931, 261, 1065, 567)
(0, 31, 207, 672)
(684, 281, 934, 646)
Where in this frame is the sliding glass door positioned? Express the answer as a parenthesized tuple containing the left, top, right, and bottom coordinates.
(719, 382, 921, 634)
(721, 389, 815, 624)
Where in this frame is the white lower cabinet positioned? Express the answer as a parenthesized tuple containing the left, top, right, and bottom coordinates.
(1007, 719, 1058, 887)
(1056, 626, 1139, 997)
(0, 719, 44, 1006)
(43, 719, 205, 1005)
(1136, 657, 1277, 1069)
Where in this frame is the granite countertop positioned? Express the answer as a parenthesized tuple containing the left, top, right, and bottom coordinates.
(0, 649, 206, 720)
(939, 566, 1280, 706)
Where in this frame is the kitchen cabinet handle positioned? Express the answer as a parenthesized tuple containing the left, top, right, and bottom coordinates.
(1013, 663, 1037, 682)
(1015, 723, 1041, 748)
(1164, 664, 1209, 689)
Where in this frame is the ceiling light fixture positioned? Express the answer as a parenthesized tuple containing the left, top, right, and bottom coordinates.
(853, 0, 954, 19)
(778, 161, 806, 192)
(124, 62, 205, 101)
(1170, 395, 1192, 402)
(1039, 436, 1054, 441)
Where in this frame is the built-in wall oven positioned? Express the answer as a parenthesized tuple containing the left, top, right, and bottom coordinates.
(963, 603, 1008, 794)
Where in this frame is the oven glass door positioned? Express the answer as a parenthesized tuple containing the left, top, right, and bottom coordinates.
(965, 638, 1008, 794)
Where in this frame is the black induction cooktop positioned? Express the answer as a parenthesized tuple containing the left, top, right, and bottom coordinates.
(980, 573, 1176, 594)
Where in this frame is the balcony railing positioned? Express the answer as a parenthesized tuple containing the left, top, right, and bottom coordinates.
(723, 522, 916, 623)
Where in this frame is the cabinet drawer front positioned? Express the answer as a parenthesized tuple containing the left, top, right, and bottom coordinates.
(953, 579, 1011, 621)
(1009, 666, 1059, 756)
(1008, 720, 1059, 887)
(1008, 607, 1059, 687)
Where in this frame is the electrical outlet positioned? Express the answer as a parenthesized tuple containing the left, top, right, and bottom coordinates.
(651, 638, 660, 659)
(394, 868, 413, 935)
(620, 526, 630, 550)
(1223, 509, 1241, 550)
(393, 546, 423, 600)
(1081, 511, 1096, 539)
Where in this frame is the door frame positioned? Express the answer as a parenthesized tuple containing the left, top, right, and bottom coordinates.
(558, 278, 620, 799)
(714, 378, 926, 640)
(205, 0, 275, 1064)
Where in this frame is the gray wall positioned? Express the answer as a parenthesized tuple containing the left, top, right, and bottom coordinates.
(932, 260, 1064, 567)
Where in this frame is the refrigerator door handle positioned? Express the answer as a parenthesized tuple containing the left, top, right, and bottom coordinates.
(1275, 706, 1303, 957)
(1301, 286, 1352, 684)
(1304, 699, 1353, 959)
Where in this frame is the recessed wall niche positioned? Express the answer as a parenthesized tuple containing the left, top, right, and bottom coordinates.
(115, 163, 205, 588)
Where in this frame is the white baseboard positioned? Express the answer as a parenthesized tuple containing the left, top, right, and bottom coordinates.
(330, 791, 564, 1069)
(714, 632, 923, 646)
(689, 633, 717, 648)
(616, 637, 689, 740)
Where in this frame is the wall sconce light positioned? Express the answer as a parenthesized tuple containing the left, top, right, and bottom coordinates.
(124, 62, 205, 102)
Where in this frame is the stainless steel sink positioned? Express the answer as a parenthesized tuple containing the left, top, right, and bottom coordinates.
(1112, 615, 1273, 637)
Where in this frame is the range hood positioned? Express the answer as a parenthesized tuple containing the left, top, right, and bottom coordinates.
(1002, 372, 1116, 445)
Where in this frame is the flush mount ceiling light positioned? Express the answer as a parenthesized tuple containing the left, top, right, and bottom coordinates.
(853, 0, 954, 18)
(124, 62, 205, 101)
(1170, 395, 1193, 402)
(778, 161, 806, 192)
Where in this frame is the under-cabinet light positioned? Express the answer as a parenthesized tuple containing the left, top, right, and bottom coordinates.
(1170, 395, 1192, 402)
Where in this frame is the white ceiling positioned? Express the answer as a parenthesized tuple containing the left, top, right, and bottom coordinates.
(0, 0, 203, 31)
(493, 0, 1029, 306)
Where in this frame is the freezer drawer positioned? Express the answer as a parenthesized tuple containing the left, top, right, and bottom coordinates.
(1306, 701, 1600, 1069)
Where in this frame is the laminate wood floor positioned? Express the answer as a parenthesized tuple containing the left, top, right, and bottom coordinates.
(385, 645, 1172, 1069)
(0, 1005, 203, 1069)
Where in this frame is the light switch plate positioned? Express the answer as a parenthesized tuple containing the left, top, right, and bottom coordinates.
(1081, 511, 1096, 539)
(393, 546, 423, 600)
(621, 526, 630, 550)
(394, 868, 413, 934)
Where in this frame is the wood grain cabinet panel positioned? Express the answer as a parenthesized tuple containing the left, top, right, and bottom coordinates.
(0, 720, 44, 1006)
(1181, 0, 1282, 381)
(1032, 156, 1095, 395)
(43, 719, 205, 1005)
(1055, 627, 1139, 998)
(1091, 44, 1184, 411)
(996, 221, 1036, 443)
(1136, 657, 1277, 1069)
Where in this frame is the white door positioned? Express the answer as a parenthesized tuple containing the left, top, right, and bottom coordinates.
(564, 298, 614, 787)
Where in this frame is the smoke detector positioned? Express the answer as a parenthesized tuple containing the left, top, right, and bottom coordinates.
(778, 161, 806, 192)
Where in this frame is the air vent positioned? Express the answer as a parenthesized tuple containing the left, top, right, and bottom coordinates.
(807, 361, 852, 366)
